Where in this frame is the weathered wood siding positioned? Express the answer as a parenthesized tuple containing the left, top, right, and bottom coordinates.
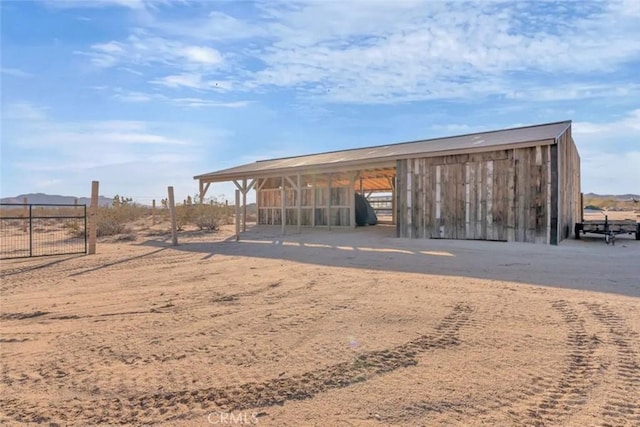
(396, 146, 553, 243)
(257, 176, 353, 227)
(556, 127, 581, 242)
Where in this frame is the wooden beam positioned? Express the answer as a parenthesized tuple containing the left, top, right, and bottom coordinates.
(246, 179, 256, 193)
(255, 179, 261, 226)
(242, 178, 247, 232)
(285, 175, 297, 189)
(233, 180, 243, 192)
(395, 160, 402, 237)
(199, 181, 211, 202)
(257, 178, 269, 192)
(350, 173, 357, 229)
(387, 176, 396, 191)
(328, 174, 332, 230)
(391, 175, 396, 226)
(297, 174, 302, 233)
(550, 144, 559, 245)
(281, 177, 286, 235)
(311, 174, 316, 228)
(235, 189, 241, 241)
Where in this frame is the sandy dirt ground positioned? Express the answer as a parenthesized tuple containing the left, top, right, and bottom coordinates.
(1, 224, 639, 426)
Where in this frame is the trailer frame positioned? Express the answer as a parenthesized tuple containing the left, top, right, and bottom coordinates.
(574, 215, 640, 245)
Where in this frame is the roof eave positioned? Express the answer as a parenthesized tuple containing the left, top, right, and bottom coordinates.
(194, 138, 556, 183)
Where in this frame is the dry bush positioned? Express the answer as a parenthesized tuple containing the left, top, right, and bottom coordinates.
(64, 220, 85, 238)
(175, 203, 232, 231)
(96, 204, 147, 237)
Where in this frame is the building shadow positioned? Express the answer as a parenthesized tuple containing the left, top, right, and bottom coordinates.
(139, 225, 640, 298)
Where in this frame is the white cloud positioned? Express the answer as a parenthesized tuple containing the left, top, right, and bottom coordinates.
(574, 110, 640, 135)
(110, 87, 248, 108)
(574, 110, 640, 194)
(44, 0, 147, 10)
(241, 0, 640, 103)
(147, 10, 266, 41)
(92, 41, 125, 54)
(182, 46, 222, 65)
(169, 98, 250, 109)
(2, 104, 226, 200)
(77, 1, 639, 104)
(505, 84, 640, 103)
(2, 102, 48, 120)
(151, 73, 204, 89)
(1, 67, 34, 78)
(80, 33, 225, 71)
(149, 73, 232, 91)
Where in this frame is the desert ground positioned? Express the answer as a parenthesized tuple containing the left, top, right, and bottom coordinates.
(1, 223, 639, 426)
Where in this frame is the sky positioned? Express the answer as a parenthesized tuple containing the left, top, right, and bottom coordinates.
(1, 0, 639, 204)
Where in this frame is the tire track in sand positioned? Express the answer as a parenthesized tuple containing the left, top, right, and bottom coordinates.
(0, 303, 473, 425)
(583, 302, 640, 426)
(524, 300, 600, 426)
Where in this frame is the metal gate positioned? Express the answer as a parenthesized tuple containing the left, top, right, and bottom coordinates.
(0, 203, 87, 259)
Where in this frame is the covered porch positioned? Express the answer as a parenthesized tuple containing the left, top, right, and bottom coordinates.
(196, 165, 397, 235)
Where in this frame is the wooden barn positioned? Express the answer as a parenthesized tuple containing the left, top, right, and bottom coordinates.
(195, 120, 580, 245)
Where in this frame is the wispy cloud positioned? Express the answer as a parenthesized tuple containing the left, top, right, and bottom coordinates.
(76, 1, 640, 105)
(2, 102, 48, 120)
(2, 102, 226, 199)
(78, 33, 225, 71)
(574, 109, 640, 194)
(1, 67, 34, 78)
(44, 0, 148, 10)
(149, 72, 232, 91)
(243, 0, 640, 103)
(110, 87, 248, 108)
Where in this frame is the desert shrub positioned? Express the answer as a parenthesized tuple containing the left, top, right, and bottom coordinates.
(96, 203, 146, 237)
(174, 202, 231, 231)
(64, 220, 85, 238)
(193, 204, 229, 230)
(96, 208, 129, 237)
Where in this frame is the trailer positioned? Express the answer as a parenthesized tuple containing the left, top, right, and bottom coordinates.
(575, 215, 640, 245)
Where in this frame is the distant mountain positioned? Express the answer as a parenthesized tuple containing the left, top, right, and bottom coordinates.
(584, 193, 640, 200)
(1, 193, 112, 206)
(583, 193, 639, 211)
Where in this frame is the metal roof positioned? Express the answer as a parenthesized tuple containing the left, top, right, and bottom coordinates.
(195, 120, 571, 182)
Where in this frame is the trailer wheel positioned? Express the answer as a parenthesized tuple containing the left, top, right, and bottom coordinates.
(574, 223, 582, 240)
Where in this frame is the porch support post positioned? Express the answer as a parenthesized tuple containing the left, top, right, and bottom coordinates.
(242, 178, 247, 232)
(328, 174, 332, 230)
(297, 174, 302, 233)
(281, 176, 286, 235)
(311, 175, 316, 228)
(350, 171, 359, 229)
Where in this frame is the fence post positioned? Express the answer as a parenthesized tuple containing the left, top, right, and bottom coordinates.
(168, 186, 178, 246)
(88, 181, 99, 254)
(152, 199, 156, 225)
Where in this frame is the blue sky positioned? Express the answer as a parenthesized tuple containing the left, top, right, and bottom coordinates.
(1, 0, 639, 203)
